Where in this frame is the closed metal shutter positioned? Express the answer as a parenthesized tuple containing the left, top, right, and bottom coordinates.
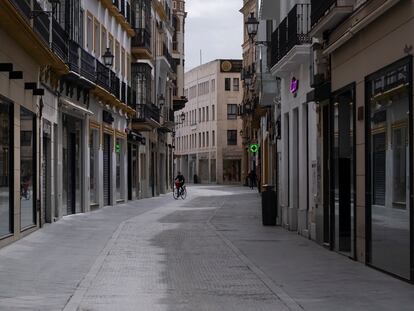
(373, 132, 386, 206)
(103, 134, 111, 206)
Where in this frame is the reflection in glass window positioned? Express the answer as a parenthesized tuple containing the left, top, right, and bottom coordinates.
(20, 107, 35, 229)
(0, 101, 12, 236)
(368, 59, 410, 279)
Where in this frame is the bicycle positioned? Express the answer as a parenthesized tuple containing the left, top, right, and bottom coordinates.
(173, 181, 187, 200)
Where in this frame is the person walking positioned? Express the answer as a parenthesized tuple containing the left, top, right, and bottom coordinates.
(248, 170, 257, 189)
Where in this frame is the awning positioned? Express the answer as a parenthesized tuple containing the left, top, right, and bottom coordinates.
(60, 97, 94, 115)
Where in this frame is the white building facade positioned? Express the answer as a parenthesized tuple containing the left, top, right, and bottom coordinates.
(267, 1, 318, 237)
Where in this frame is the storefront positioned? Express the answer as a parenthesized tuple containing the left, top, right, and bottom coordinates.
(223, 159, 241, 184)
(366, 56, 412, 280)
(128, 130, 142, 201)
(0, 98, 13, 237)
(325, 84, 356, 257)
(61, 113, 84, 216)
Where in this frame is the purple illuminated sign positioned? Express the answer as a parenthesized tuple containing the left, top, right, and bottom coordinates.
(290, 77, 299, 94)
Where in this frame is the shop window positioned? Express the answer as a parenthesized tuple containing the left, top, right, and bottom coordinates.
(223, 159, 241, 183)
(0, 100, 12, 236)
(20, 107, 36, 229)
(367, 57, 411, 280)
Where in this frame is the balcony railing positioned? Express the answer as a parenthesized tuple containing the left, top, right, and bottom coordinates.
(110, 72, 120, 99)
(311, 0, 336, 27)
(68, 40, 80, 73)
(121, 82, 127, 103)
(270, 4, 311, 68)
(96, 60, 110, 90)
(163, 44, 173, 67)
(132, 28, 151, 51)
(80, 48, 96, 82)
(52, 18, 68, 61)
(33, 1, 49, 45)
(136, 104, 160, 123)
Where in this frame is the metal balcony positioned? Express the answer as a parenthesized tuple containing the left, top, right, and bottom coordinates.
(51, 18, 68, 61)
(270, 4, 311, 72)
(132, 28, 152, 59)
(133, 104, 161, 131)
(80, 48, 96, 82)
(310, 0, 355, 37)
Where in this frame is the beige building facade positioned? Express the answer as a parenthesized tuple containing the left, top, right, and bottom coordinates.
(175, 60, 243, 184)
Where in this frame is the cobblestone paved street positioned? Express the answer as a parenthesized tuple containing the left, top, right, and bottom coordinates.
(0, 186, 413, 311)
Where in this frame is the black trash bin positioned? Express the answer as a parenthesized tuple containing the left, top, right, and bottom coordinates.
(193, 174, 198, 184)
(261, 185, 277, 226)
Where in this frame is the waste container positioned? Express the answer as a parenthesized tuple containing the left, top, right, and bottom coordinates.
(261, 185, 277, 226)
(193, 174, 198, 184)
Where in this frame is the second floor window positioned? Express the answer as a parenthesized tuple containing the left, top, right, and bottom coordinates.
(225, 78, 231, 91)
(227, 130, 237, 145)
(233, 78, 239, 91)
(227, 104, 238, 120)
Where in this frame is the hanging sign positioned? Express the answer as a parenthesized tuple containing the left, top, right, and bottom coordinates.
(290, 77, 299, 95)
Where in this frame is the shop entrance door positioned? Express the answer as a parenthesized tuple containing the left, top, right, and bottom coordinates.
(67, 133, 76, 215)
(103, 134, 111, 206)
(42, 137, 51, 223)
(330, 87, 355, 256)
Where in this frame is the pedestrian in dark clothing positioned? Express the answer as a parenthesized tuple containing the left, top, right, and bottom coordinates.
(248, 170, 257, 189)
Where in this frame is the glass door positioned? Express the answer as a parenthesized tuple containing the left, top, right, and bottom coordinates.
(330, 86, 355, 256)
(367, 58, 411, 280)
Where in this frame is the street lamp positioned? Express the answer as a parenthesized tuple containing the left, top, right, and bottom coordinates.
(245, 12, 259, 40)
(180, 111, 185, 123)
(102, 48, 114, 67)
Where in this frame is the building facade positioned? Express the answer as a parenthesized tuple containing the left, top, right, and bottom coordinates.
(311, 0, 414, 281)
(0, 0, 186, 249)
(250, 0, 414, 282)
(175, 60, 243, 184)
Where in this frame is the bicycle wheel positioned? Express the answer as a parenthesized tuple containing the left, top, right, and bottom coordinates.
(173, 188, 179, 200)
(180, 186, 187, 200)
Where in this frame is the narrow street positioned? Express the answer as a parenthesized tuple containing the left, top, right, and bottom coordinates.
(0, 186, 412, 311)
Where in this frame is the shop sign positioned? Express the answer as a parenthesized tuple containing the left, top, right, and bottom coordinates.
(115, 143, 121, 153)
(290, 77, 299, 95)
(249, 144, 259, 154)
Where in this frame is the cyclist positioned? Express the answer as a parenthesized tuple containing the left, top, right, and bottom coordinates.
(174, 172, 185, 196)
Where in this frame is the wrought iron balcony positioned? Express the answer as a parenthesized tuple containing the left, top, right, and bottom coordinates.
(132, 28, 151, 51)
(51, 18, 68, 61)
(311, 0, 337, 26)
(270, 4, 311, 68)
(310, 0, 355, 36)
(80, 48, 96, 82)
(68, 41, 80, 73)
(136, 104, 160, 124)
(163, 44, 173, 67)
(33, 1, 49, 44)
(110, 71, 120, 99)
(96, 60, 110, 90)
(121, 82, 127, 103)
(10, 0, 31, 20)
